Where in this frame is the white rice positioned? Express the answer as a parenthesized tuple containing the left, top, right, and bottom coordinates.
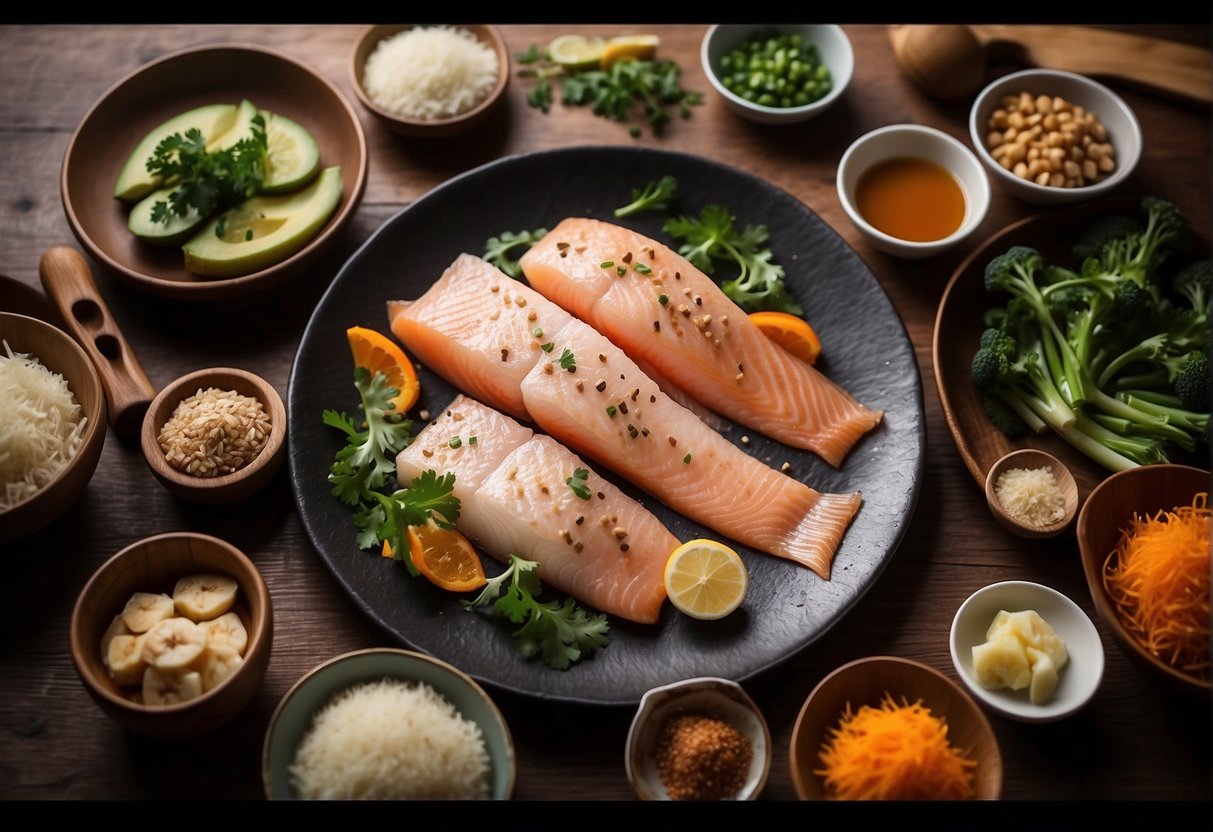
(362, 26, 499, 122)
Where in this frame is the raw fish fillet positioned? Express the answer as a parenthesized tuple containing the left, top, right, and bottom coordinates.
(390, 254, 862, 579)
(519, 217, 884, 467)
(396, 394, 675, 625)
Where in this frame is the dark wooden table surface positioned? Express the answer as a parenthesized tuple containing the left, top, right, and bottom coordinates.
(1, 23, 1210, 815)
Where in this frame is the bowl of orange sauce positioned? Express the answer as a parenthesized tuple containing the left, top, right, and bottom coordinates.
(837, 123, 990, 259)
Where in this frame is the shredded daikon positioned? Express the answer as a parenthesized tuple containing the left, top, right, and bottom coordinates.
(362, 26, 499, 122)
(814, 692, 977, 800)
(0, 340, 87, 510)
(1103, 492, 1210, 679)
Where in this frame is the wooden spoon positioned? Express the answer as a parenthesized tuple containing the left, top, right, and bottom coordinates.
(889, 24, 1211, 105)
(39, 246, 156, 440)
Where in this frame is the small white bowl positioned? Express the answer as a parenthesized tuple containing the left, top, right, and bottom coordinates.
(837, 123, 991, 259)
(968, 68, 1142, 205)
(625, 677, 771, 801)
(701, 25, 853, 125)
(950, 580, 1104, 723)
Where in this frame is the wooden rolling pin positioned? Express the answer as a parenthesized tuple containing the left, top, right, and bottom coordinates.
(39, 246, 156, 441)
(890, 24, 1212, 105)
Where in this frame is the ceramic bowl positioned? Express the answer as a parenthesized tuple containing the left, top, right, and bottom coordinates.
(351, 25, 509, 138)
(0, 311, 106, 543)
(969, 68, 1142, 205)
(139, 367, 287, 505)
(1076, 463, 1210, 696)
(837, 123, 991, 259)
(984, 448, 1079, 539)
(262, 648, 515, 800)
(625, 676, 771, 801)
(790, 656, 1003, 800)
(700, 24, 853, 126)
(950, 581, 1105, 723)
(62, 43, 368, 301)
(69, 531, 273, 738)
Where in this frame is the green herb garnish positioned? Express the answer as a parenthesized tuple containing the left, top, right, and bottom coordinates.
(147, 114, 268, 226)
(559, 348, 577, 372)
(540, 342, 555, 353)
(615, 174, 678, 218)
(322, 367, 413, 507)
(484, 228, 548, 279)
(449, 436, 462, 449)
(566, 467, 592, 500)
(367, 471, 461, 575)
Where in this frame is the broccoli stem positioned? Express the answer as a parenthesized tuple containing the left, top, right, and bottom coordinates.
(1119, 392, 1208, 437)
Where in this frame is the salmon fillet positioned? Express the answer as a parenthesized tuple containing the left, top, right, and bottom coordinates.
(390, 254, 862, 579)
(519, 217, 884, 467)
(396, 394, 674, 625)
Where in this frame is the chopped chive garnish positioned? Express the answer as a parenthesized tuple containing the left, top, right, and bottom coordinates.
(449, 437, 462, 449)
(606, 405, 617, 416)
(540, 342, 555, 353)
(617, 266, 627, 276)
(532, 327, 544, 338)
(683, 453, 692, 464)
(658, 294, 669, 305)
(600, 260, 614, 269)
(468, 436, 478, 446)
(634, 262, 652, 274)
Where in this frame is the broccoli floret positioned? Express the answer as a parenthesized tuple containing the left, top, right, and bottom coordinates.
(1072, 214, 1143, 262)
(982, 393, 1029, 439)
(1174, 349, 1209, 412)
(1174, 259, 1211, 314)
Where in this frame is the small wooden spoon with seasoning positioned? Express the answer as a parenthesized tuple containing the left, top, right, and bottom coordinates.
(985, 448, 1079, 540)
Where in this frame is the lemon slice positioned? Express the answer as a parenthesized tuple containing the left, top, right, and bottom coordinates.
(547, 34, 607, 71)
(600, 33, 660, 69)
(260, 109, 321, 194)
(664, 539, 748, 620)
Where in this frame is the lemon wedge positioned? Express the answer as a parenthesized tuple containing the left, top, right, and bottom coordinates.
(664, 539, 748, 620)
(600, 34, 660, 69)
(547, 34, 607, 71)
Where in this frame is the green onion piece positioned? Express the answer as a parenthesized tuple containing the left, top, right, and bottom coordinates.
(449, 437, 462, 449)
(683, 453, 692, 464)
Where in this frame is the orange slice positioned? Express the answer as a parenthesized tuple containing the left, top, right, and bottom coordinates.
(345, 325, 420, 414)
(407, 520, 487, 593)
(748, 311, 822, 365)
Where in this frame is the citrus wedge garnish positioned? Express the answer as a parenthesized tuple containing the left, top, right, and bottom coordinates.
(748, 310, 822, 365)
(407, 520, 487, 593)
(548, 34, 607, 71)
(600, 34, 660, 69)
(260, 109, 321, 194)
(345, 325, 420, 414)
(664, 539, 748, 620)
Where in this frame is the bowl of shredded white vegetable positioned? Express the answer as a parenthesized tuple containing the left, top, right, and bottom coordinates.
(0, 311, 106, 543)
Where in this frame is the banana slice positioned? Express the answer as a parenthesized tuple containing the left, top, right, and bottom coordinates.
(198, 644, 244, 692)
(1027, 646, 1060, 705)
(99, 615, 131, 666)
(106, 633, 148, 686)
(173, 573, 239, 622)
(141, 617, 207, 671)
(142, 667, 204, 706)
(121, 592, 175, 634)
(201, 611, 248, 656)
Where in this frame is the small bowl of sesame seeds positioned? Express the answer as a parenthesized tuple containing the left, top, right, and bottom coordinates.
(140, 367, 287, 505)
(625, 676, 771, 801)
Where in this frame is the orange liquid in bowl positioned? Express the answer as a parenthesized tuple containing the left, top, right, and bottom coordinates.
(855, 157, 966, 242)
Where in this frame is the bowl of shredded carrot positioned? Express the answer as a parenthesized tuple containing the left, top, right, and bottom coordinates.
(1077, 463, 1211, 695)
(789, 656, 1003, 800)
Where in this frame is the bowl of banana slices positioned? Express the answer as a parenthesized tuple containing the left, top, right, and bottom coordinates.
(70, 531, 273, 738)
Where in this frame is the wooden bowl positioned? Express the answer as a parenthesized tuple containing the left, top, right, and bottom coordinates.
(984, 448, 1079, 539)
(790, 656, 1003, 800)
(140, 367, 287, 505)
(1076, 463, 1210, 696)
(625, 677, 772, 801)
(62, 43, 368, 301)
(69, 531, 273, 738)
(0, 311, 106, 543)
(350, 25, 509, 138)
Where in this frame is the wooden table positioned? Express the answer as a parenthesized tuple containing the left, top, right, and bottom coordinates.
(1, 23, 1209, 815)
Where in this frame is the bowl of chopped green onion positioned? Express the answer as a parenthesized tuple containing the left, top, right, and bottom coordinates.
(701, 25, 852, 125)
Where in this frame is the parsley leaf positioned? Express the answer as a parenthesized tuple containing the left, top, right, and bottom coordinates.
(663, 205, 803, 315)
(615, 175, 678, 218)
(323, 366, 413, 505)
(566, 467, 591, 500)
(462, 554, 610, 670)
(146, 114, 268, 228)
(484, 228, 549, 279)
(559, 348, 577, 372)
(371, 470, 461, 575)
(516, 43, 544, 65)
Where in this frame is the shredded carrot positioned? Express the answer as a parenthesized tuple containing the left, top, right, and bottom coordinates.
(1102, 491, 1210, 680)
(813, 692, 977, 800)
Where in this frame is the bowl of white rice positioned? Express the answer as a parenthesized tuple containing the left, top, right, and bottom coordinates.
(350, 24, 509, 138)
(262, 647, 515, 800)
(0, 311, 106, 543)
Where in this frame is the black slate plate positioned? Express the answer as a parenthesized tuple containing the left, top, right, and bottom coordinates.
(288, 146, 925, 705)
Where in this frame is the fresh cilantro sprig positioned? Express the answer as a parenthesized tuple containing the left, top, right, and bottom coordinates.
(484, 228, 549, 279)
(322, 366, 413, 505)
(146, 114, 268, 228)
(462, 554, 609, 670)
(566, 467, 591, 500)
(614, 175, 678, 218)
(663, 204, 803, 315)
(363, 470, 461, 575)
(558, 348, 577, 372)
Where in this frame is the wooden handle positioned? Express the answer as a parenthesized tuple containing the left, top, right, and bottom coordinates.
(972, 25, 1211, 106)
(39, 246, 156, 440)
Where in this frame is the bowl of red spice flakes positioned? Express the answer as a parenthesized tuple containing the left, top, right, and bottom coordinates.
(625, 676, 771, 801)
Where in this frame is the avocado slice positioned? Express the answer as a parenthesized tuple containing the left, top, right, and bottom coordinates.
(113, 102, 239, 203)
(127, 186, 211, 247)
(182, 166, 343, 278)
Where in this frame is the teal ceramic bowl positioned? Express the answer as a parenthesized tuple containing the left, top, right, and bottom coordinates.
(262, 648, 515, 799)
